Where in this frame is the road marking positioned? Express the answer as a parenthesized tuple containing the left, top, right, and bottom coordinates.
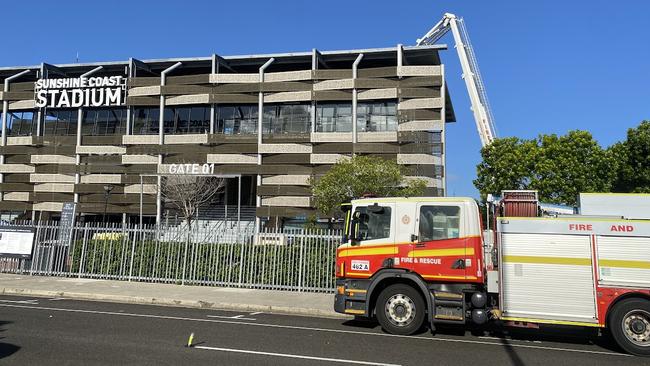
(49, 298, 66, 301)
(194, 345, 401, 366)
(207, 315, 257, 321)
(479, 336, 542, 344)
(0, 303, 630, 357)
(0, 299, 38, 304)
(249, 312, 263, 316)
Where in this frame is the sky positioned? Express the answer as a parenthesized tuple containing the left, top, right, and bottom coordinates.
(2, 0, 648, 197)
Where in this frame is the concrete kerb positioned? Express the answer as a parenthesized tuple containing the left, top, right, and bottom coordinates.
(0, 287, 350, 320)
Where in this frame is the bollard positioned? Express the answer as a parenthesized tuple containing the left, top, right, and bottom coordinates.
(186, 332, 194, 347)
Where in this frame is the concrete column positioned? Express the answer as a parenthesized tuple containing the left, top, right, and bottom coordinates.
(0, 69, 31, 202)
(256, 58, 274, 231)
(352, 54, 364, 146)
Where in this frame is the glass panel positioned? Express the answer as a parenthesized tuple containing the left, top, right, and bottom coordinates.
(216, 105, 257, 135)
(43, 109, 77, 136)
(189, 107, 209, 133)
(316, 103, 352, 132)
(357, 101, 397, 132)
(7, 110, 36, 137)
(132, 108, 159, 135)
(81, 108, 126, 136)
(418, 206, 460, 241)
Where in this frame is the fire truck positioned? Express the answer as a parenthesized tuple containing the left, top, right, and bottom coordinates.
(334, 192, 650, 356)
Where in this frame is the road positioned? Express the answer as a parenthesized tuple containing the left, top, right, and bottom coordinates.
(0, 294, 645, 365)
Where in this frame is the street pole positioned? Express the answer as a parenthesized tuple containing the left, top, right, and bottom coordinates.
(103, 184, 114, 224)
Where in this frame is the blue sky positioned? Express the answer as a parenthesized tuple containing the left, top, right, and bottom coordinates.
(3, 0, 648, 197)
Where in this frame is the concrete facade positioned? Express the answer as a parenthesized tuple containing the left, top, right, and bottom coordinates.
(0, 45, 455, 222)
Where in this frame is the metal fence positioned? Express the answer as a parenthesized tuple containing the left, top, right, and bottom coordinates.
(0, 221, 342, 293)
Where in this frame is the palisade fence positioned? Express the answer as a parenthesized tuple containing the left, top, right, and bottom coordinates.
(0, 221, 342, 293)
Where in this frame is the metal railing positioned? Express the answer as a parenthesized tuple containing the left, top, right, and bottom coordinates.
(0, 221, 341, 293)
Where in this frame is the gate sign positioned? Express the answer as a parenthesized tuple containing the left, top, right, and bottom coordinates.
(166, 163, 216, 175)
(34, 76, 126, 108)
(0, 226, 35, 258)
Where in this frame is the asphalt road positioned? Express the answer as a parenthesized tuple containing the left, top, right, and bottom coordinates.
(0, 294, 646, 365)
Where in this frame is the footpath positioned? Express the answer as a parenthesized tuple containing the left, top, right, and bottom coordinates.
(0, 274, 346, 319)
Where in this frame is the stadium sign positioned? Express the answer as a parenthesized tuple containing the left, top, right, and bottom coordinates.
(34, 76, 126, 108)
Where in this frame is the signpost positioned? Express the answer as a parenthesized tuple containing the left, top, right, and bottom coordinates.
(58, 202, 77, 246)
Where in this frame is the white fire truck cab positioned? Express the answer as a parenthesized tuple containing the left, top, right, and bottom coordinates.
(335, 192, 650, 356)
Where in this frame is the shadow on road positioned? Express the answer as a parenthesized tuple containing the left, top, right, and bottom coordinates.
(0, 321, 19, 359)
(341, 318, 625, 354)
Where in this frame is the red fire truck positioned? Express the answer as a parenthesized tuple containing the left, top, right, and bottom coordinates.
(334, 192, 650, 356)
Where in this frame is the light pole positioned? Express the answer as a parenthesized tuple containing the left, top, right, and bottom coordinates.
(103, 184, 114, 223)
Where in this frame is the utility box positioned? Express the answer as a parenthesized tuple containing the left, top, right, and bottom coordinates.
(579, 193, 650, 220)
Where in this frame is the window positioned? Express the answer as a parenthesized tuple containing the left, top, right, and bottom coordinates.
(215, 105, 257, 135)
(7, 110, 36, 136)
(43, 109, 77, 136)
(357, 101, 397, 132)
(163, 105, 210, 134)
(132, 108, 159, 135)
(418, 206, 460, 241)
(263, 104, 310, 134)
(355, 206, 392, 241)
(82, 108, 126, 136)
(316, 103, 352, 132)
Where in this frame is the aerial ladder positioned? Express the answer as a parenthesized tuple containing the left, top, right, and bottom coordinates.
(417, 13, 497, 147)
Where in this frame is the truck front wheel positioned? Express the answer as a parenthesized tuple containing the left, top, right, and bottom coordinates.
(609, 298, 650, 356)
(375, 284, 425, 335)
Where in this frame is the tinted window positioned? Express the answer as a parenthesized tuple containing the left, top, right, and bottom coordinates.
(82, 108, 126, 136)
(7, 110, 36, 136)
(263, 104, 310, 134)
(357, 101, 397, 132)
(164, 106, 210, 134)
(43, 109, 77, 136)
(132, 107, 159, 135)
(215, 105, 257, 135)
(316, 103, 352, 132)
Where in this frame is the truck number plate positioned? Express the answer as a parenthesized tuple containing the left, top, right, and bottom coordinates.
(351, 260, 370, 271)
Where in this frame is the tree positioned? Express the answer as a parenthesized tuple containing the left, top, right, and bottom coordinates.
(310, 155, 427, 217)
(474, 137, 537, 199)
(474, 130, 616, 206)
(161, 175, 225, 229)
(533, 131, 616, 205)
(612, 121, 650, 193)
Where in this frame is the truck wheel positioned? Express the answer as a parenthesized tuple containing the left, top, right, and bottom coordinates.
(375, 284, 425, 335)
(608, 298, 650, 356)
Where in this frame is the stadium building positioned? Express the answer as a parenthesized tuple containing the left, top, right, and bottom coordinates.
(0, 44, 455, 225)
